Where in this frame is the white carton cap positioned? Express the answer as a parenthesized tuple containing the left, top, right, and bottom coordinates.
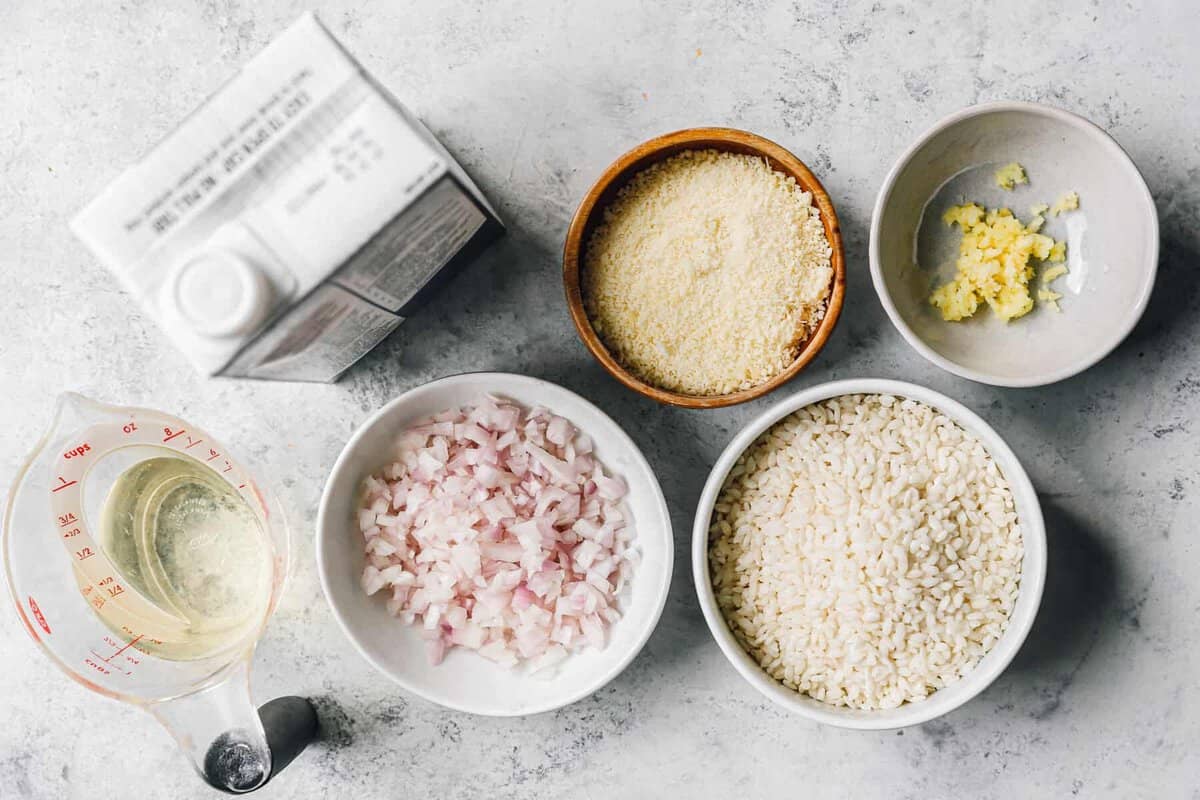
(164, 249, 272, 339)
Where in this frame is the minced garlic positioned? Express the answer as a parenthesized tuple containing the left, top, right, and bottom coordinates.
(1050, 191, 1079, 216)
(994, 162, 1028, 190)
(929, 203, 1066, 322)
(1041, 264, 1068, 284)
(1037, 289, 1063, 312)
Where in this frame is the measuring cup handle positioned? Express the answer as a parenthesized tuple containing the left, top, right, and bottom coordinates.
(153, 660, 319, 793)
(258, 696, 318, 781)
(200, 696, 318, 794)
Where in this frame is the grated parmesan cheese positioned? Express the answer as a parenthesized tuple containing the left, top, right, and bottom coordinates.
(582, 149, 833, 396)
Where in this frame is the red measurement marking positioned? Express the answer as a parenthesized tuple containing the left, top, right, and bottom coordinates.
(105, 634, 144, 663)
(75, 547, 95, 561)
(206, 449, 220, 462)
(85, 653, 114, 675)
(184, 436, 203, 449)
(51, 477, 78, 493)
(163, 428, 186, 443)
(58, 512, 78, 527)
(223, 462, 233, 473)
(237, 483, 246, 489)
(90, 595, 105, 610)
(62, 527, 81, 538)
(28, 597, 51, 635)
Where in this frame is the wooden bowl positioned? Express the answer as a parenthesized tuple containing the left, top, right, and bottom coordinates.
(562, 127, 846, 408)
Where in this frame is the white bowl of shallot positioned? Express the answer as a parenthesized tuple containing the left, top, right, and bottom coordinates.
(317, 372, 673, 716)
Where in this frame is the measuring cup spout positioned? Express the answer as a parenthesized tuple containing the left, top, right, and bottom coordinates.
(49, 391, 127, 435)
(149, 658, 317, 793)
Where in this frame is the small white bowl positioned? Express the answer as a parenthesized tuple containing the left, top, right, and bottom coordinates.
(317, 372, 673, 716)
(871, 101, 1158, 387)
(692, 378, 1046, 729)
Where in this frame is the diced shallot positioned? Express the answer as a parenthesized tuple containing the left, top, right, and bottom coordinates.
(356, 395, 637, 672)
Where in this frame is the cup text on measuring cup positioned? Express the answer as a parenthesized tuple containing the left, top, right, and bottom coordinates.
(63, 443, 91, 459)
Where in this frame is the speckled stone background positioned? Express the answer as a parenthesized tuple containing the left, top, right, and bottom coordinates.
(2, 1, 1198, 797)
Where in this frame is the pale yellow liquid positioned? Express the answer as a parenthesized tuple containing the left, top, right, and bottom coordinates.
(92, 453, 274, 661)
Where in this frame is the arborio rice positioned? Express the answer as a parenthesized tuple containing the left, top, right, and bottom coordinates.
(708, 394, 1023, 710)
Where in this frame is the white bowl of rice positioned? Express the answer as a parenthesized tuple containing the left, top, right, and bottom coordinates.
(692, 378, 1045, 729)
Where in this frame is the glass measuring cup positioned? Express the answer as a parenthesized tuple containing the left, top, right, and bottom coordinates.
(2, 392, 316, 793)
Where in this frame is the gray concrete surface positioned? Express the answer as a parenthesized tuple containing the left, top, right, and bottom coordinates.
(1, 1, 1197, 797)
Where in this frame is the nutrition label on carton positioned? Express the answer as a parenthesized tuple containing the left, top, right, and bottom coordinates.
(332, 178, 486, 313)
(220, 285, 403, 381)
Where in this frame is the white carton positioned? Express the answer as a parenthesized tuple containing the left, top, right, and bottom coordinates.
(71, 13, 503, 381)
